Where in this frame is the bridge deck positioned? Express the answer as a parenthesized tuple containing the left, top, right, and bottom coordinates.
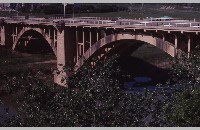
(4, 17, 200, 34)
(2, 17, 200, 33)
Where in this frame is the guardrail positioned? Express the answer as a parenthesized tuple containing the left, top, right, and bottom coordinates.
(76, 17, 121, 21)
(2, 17, 200, 29)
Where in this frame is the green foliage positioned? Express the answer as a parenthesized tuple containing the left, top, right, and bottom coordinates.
(1, 54, 168, 126)
(169, 53, 200, 84)
(3, 49, 200, 126)
(164, 90, 200, 126)
(163, 51, 200, 127)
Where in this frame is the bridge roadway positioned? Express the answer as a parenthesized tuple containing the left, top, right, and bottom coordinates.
(1, 17, 200, 86)
(2, 17, 200, 33)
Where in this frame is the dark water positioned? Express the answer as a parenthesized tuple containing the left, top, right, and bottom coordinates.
(0, 100, 16, 125)
(121, 55, 170, 93)
(124, 77, 157, 93)
(119, 49, 171, 93)
(111, 42, 172, 93)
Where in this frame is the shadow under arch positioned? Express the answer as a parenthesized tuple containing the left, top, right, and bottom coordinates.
(75, 39, 172, 87)
(12, 28, 56, 56)
(87, 39, 145, 64)
(75, 32, 176, 71)
(111, 40, 171, 85)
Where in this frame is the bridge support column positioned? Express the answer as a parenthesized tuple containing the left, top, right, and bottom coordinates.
(104, 30, 107, 37)
(175, 35, 177, 57)
(54, 29, 66, 86)
(89, 30, 92, 54)
(49, 29, 51, 38)
(162, 34, 165, 41)
(0, 26, 5, 45)
(82, 30, 85, 53)
(15, 26, 18, 36)
(76, 29, 79, 62)
(53, 29, 57, 47)
(12, 26, 18, 44)
(77, 29, 85, 57)
(187, 35, 191, 58)
(24, 40, 28, 47)
(96, 30, 99, 42)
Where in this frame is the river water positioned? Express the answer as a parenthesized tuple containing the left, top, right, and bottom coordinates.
(117, 42, 172, 93)
(0, 100, 16, 125)
(124, 76, 157, 93)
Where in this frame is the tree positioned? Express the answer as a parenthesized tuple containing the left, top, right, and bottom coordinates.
(1, 55, 169, 126)
(163, 51, 200, 126)
(4, 50, 200, 126)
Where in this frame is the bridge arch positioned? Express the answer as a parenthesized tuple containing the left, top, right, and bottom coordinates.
(12, 27, 57, 56)
(75, 32, 176, 70)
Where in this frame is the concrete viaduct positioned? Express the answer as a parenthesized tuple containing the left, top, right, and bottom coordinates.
(0, 17, 200, 86)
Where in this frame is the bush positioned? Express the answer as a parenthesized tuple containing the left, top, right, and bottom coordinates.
(164, 89, 200, 127)
(1, 55, 170, 126)
(4, 51, 200, 127)
(163, 52, 200, 126)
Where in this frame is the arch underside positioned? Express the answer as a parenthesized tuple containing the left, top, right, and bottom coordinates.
(75, 32, 177, 70)
(12, 27, 57, 56)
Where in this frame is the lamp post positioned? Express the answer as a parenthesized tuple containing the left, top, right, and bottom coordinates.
(63, 3, 74, 18)
(63, 3, 67, 17)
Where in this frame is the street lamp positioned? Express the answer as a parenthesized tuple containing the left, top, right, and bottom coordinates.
(63, 3, 74, 18)
(63, 3, 67, 17)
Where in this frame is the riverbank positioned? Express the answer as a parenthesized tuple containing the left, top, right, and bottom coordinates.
(0, 47, 57, 124)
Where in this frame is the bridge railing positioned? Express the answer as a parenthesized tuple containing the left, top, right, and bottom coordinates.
(3, 16, 200, 29)
(49, 17, 64, 20)
(60, 17, 200, 29)
(28, 18, 52, 23)
(76, 17, 121, 21)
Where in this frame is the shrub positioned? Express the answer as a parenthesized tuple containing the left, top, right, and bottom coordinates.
(163, 52, 200, 126)
(1, 55, 169, 126)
